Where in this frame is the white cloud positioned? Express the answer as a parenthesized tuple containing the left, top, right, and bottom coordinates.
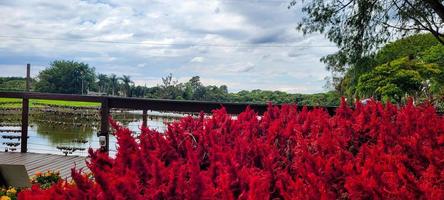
(190, 56, 204, 63)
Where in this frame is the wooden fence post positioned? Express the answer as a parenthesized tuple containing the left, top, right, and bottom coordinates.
(26, 64, 30, 91)
(142, 109, 148, 127)
(20, 64, 31, 153)
(100, 98, 110, 153)
(20, 98, 29, 153)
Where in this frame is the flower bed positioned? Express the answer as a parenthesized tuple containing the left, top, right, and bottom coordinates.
(1, 171, 61, 200)
(18, 99, 443, 199)
(0, 187, 17, 200)
(30, 171, 62, 189)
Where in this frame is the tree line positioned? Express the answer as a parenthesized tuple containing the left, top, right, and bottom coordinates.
(0, 61, 340, 106)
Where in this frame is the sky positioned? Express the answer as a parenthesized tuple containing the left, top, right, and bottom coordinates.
(0, 0, 337, 94)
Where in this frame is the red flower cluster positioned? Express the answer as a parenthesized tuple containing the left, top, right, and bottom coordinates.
(19, 100, 444, 199)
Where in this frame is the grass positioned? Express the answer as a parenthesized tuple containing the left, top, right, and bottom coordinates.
(33, 99, 100, 107)
(0, 98, 100, 108)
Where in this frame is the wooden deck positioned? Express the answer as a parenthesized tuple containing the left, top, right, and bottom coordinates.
(0, 152, 88, 178)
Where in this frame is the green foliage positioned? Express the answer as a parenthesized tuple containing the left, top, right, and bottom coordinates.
(97, 74, 109, 94)
(120, 75, 133, 97)
(137, 74, 340, 106)
(0, 77, 35, 92)
(421, 44, 444, 66)
(375, 34, 441, 66)
(35, 60, 96, 94)
(357, 57, 442, 102)
(299, 91, 341, 106)
(421, 45, 444, 96)
(109, 74, 119, 96)
(228, 89, 340, 106)
(0, 79, 25, 91)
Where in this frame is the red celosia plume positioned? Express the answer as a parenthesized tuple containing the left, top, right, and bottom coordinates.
(19, 99, 444, 199)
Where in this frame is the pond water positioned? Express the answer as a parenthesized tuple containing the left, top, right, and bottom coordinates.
(0, 109, 184, 157)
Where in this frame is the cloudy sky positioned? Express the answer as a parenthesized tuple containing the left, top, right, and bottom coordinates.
(0, 0, 337, 94)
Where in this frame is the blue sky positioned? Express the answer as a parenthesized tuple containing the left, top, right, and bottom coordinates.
(0, 0, 337, 93)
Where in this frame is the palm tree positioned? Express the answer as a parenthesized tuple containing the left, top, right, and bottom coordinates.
(120, 75, 133, 97)
(110, 74, 119, 96)
(97, 74, 108, 94)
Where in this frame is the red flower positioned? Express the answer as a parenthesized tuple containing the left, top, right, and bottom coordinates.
(18, 99, 444, 199)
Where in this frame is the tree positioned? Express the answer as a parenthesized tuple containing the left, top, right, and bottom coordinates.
(421, 44, 444, 67)
(374, 34, 441, 65)
(158, 74, 183, 99)
(356, 57, 443, 102)
(97, 74, 109, 94)
(131, 85, 147, 97)
(289, 0, 444, 77)
(120, 75, 133, 97)
(184, 76, 203, 100)
(35, 60, 96, 94)
(109, 74, 119, 96)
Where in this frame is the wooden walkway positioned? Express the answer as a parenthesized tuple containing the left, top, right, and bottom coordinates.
(0, 152, 88, 178)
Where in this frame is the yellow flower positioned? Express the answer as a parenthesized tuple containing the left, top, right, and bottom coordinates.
(6, 188, 16, 195)
(0, 196, 11, 200)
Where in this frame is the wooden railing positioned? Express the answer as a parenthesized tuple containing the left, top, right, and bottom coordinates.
(0, 91, 338, 153)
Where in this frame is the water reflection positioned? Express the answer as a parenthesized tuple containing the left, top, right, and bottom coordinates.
(0, 110, 181, 155)
(34, 122, 96, 145)
(32, 113, 98, 145)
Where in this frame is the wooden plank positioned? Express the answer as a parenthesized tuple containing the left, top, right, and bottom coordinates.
(52, 156, 87, 178)
(33, 155, 78, 170)
(26, 154, 67, 171)
(59, 159, 88, 179)
(0, 152, 25, 160)
(28, 160, 70, 175)
(9, 154, 60, 172)
(36, 156, 78, 172)
(6, 153, 48, 164)
(0, 152, 87, 178)
(4, 153, 39, 161)
(27, 157, 86, 178)
(28, 160, 86, 179)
